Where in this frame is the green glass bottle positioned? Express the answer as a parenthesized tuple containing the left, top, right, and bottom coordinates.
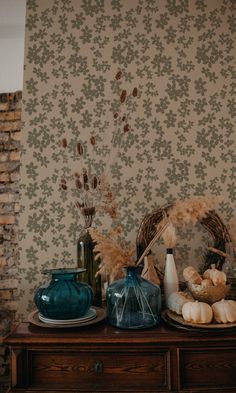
(77, 228, 102, 307)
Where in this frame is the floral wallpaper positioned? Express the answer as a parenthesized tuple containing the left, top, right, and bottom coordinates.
(18, 0, 236, 318)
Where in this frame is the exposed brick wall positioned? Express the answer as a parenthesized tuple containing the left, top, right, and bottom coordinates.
(0, 91, 21, 392)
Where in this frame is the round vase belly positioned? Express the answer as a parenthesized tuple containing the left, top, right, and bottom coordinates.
(34, 268, 93, 320)
(106, 266, 161, 329)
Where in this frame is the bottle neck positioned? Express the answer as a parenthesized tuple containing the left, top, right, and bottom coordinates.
(125, 266, 140, 278)
(166, 248, 173, 254)
(52, 272, 76, 281)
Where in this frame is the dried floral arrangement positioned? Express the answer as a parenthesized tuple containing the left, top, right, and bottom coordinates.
(89, 226, 135, 282)
(59, 71, 139, 228)
(90, 219, 169, 282)
(90, 196, 232, 283)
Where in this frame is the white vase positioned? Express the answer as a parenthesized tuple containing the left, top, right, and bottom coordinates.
(163, 248, 179, 307)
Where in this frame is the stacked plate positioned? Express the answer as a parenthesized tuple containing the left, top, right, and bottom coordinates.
(38, 307, 97, 326)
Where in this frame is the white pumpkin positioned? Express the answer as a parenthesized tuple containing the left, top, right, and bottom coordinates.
(201, 278, 213, 288)
(167, 291, 194, 315)
(203, 265, 226, 286)
(212, 299, 236, 323)
(182, 301, 213, 324)
(183, 266, 202, 285)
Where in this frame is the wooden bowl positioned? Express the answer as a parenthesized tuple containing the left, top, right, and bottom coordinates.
(187, 282, 231, 304)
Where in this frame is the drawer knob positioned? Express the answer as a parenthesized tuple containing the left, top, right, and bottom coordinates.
(94, 360, 103, 374)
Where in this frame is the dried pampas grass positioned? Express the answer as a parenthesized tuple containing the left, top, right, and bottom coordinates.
(89, 228, 135, 282)
(168, 196, 220, 226)
(161, 222, 177, 249)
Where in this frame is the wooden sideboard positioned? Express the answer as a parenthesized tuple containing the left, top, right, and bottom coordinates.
(4, 318, 236, 393)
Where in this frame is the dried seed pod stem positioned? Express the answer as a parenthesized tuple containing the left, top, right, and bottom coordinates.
(132, 87, 138, 97)
(120, 89, 127, 104)
(77, 142, 83, 155)
(61, 138, 67, 148)
(90, 136, 96, 146)
(115, 71, 122, 80)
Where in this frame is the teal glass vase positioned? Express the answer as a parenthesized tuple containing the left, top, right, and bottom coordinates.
(77, 228, 102, 307)
(34, 268, 93, 320)
(106, 266, 161, 329)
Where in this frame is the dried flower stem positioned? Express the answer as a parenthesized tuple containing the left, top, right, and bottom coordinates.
(136, 221, 169, 266)
(161, 221, 177, 249)
(208, 247, 229, 259)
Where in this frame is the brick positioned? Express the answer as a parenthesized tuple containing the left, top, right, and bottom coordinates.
(4, 257, 16, 267)
(0, 279, 18, 290)
(0, 216, 15, 225)
(1, 301, 18, 311)
(0, 290, 14, 300)
(10, 131, 21, 141)
(6, 268, 17, 276)
(14, 203, 20, 213)
(0, 309, 13, 327)
(9, 151, 20, 161)
(0, 193, 15, 203)
(0, 205, 14, 214)
(0, 257, 7, 268)
(10, 172, 20, 182)
(0, 153, 8, 162)
(0, 173, 10, 182)
(0, 121, 21, 132)
(13, 101, 22, 111)
(0, 163, 9, 172)
(0, 111, 21, 121)
(0, 133, 9, 143)
(0, 102, 9, 112)
(0, 162, 20, 173)
(0, 365, 5, 375)
(7, 141, 20, 151)
(0, 346, 6, 356)
(3, 224, 17, 235)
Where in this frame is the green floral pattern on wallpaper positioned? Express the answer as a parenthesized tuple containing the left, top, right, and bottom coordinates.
(19, 0, 236, 318)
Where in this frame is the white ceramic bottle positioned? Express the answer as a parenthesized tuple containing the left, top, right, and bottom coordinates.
(163, 248, 179, 307)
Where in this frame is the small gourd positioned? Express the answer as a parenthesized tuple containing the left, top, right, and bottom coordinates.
(183, 266, 202, 285)
(201, 278, 213, 288)
(167, 291, 194, 315)
(212, 299, 236, 323)
(182, 301, 213, 324)
(203, 264, 226, 286)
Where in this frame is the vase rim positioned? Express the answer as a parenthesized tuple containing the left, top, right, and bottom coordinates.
(123, 265, 141, 274)
(42, 267, 86, 275)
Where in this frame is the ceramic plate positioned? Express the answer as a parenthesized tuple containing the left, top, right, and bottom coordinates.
(162, 309, 236, 333)
(38, 307, 97, 325)
(28, 307, 106, 329)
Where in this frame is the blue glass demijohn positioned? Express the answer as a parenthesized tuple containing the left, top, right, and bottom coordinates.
(106, 266, 162, 329)
(34, 268, 93, 320)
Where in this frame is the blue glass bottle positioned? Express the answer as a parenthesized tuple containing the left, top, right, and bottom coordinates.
(106, 266, 161, 329)
(34, 268, 93, 320)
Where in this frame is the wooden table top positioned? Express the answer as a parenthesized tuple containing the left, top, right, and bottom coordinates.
(4, 318, 236, 346)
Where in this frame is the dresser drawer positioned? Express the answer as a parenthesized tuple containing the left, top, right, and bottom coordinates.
(179, 347, 236, 391)
(27, 349, 171, 391)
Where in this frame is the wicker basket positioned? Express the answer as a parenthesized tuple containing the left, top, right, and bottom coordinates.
(187, 282, 231, 305)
